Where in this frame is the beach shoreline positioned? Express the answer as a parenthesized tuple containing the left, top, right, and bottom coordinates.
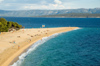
(0, 27, 79, 66)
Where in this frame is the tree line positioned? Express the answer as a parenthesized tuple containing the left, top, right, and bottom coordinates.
(0, 18, 22, 32)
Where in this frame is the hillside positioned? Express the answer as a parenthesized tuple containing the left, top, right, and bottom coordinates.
(0, 8, 100, 17)
(38, 13, 100, 18)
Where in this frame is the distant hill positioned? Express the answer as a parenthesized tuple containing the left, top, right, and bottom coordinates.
(38, 13, 100, 18)
(0, 8, 100, 17)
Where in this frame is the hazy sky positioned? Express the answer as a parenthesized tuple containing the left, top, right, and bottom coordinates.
(0, 0, 100, 10)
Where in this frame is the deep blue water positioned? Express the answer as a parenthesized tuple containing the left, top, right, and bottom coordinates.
(5, 17, 100, 66)
(2, 17, 100, 28)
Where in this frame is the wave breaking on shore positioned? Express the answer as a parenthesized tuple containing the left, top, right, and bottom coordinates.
(11, 28, 80, 66)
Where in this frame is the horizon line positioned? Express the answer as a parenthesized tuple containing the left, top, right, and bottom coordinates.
(0, 8, 100, 11)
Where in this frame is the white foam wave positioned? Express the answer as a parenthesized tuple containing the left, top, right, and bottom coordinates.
(74, 27, 82, 30)
(11, 33, 60, 66)
(11, 28, 80, 66)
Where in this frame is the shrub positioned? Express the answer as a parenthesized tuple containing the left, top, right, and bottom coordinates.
(0, 18, 22, 32)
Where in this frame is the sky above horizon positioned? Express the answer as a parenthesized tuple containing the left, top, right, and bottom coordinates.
(0, 0, 100, 10)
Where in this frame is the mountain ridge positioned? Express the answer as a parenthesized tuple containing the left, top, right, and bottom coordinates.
(0, 8, 100, 17)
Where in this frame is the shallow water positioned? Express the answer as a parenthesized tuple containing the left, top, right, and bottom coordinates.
(12, 28, 100, 66)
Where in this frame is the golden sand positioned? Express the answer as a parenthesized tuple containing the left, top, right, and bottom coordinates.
(0, 27, 78, 66)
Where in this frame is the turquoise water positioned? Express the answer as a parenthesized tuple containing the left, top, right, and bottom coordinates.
(5, 17, 100, 66)
(12, 28, 100, 66)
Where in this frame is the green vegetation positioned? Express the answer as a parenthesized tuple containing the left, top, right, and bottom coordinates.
(0, 18, 22, 32)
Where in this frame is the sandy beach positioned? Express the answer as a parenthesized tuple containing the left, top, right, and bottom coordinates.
(0, 27, 78, 66)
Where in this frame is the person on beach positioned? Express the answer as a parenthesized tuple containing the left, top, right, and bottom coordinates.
(23, 29, 24, 33)
(13, 41, 16, 44)
(18, 45, 20, 49)
(38, 30, 40, 32)
(29, 39, 31, 41)
(30, 34, 33, 37)
(12, 46, 14, 49)
(17, 36, 20, 38)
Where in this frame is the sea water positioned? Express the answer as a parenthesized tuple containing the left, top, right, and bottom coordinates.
(3, 17, 100, 28)
(3, 17, 100, 66)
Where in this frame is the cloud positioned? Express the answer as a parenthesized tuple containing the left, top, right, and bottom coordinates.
(0, 0, 100, 10)
(54, 0, 62, 4)
(0, 0, 65, 10)
(0, 0, 3, 3)
(2, 0, 54, 5)
(21, 3, 65, 10)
